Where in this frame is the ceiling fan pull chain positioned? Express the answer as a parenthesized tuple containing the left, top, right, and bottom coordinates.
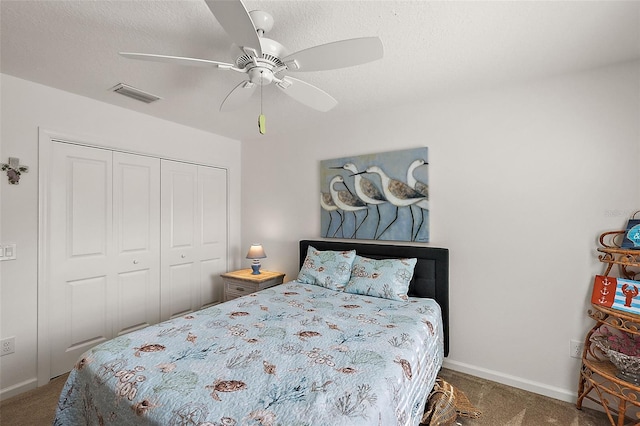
(258, 71, 266, 135)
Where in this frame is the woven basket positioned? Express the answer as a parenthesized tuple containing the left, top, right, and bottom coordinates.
(421, 378, 457, 426)
(421, 378, 482, 425)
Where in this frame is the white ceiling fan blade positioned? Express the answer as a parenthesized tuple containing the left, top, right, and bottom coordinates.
(282, 37, 383, 72)
(119, 52, 235, 69)
(276, 77, 337, 112)
(204, 0, 262, 58)
(220, 80, 256, 112)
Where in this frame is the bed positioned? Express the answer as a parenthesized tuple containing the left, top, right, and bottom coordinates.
(54, 240, 449, 426)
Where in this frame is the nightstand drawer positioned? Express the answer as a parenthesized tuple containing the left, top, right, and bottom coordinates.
(224, 280, 258, 298)
(221, 269, 285, 302)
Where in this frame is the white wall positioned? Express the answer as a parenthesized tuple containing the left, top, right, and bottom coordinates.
(241, 60, 640, 402)
(0, 74, 242, 399)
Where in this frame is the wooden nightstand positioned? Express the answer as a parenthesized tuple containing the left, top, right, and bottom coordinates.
(221, 269, 285, 302)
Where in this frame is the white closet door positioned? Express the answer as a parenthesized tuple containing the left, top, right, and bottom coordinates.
(197, 165, 227, 309)
(160, 160, 227, 320)
(49, 143, 114, 377)
(46, 143, 227, 377)
(161, 160, 198, 319)
(113, 152, 161, 336)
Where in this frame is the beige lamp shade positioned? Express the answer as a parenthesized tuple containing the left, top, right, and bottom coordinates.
(246, 244, 266, 274)
(246, 244, 266, 259)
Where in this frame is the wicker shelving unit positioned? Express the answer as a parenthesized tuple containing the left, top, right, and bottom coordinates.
(576, 231, 640, 426)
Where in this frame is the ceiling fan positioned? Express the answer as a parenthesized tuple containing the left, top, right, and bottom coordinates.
(119, 0, 383, 113)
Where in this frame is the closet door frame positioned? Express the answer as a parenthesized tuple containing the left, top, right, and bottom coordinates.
(37, 129, 229, 386)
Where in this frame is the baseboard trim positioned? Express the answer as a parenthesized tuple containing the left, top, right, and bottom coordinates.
(442, 359, 577, 404)
(0, 377, 37, 401)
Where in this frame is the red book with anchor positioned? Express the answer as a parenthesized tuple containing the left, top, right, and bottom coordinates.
(592, 275, 640, 316)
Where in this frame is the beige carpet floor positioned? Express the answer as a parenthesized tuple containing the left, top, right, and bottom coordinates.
(0, 369, 613, 425)
(0, 373, 68, 426)
(438, 369, 613, 425)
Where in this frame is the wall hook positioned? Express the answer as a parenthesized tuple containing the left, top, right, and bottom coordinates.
(1, 157, 29, 185)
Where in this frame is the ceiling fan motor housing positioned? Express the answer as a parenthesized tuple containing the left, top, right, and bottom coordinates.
(235, 37, 289, 85)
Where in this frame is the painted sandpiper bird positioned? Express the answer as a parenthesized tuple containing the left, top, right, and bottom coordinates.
(407, 159, 429, 241)
(329, 175, 368, 238)
(331, 163, 387, 239)
(354, 166, 426, 240)
(320, 192, 343, 238)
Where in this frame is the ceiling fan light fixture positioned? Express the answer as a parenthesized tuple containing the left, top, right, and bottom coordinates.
(248, 68, 274, 85)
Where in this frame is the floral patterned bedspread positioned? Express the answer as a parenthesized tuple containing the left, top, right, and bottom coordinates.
(53, 281, 444, 426)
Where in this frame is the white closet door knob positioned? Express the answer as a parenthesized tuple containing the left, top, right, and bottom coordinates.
(181, 254, 186, 258)
(133, 260, 139, 264)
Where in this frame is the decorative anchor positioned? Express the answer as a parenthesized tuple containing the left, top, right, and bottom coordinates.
(1, 157, 29, 185)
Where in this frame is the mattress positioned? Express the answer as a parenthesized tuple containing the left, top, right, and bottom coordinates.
(53, 280, 444, 425)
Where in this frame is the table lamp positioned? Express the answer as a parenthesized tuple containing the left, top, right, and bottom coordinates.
(246, 244, 266, 275)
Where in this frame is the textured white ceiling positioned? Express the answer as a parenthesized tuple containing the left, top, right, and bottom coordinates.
(2, 0, 639, 141)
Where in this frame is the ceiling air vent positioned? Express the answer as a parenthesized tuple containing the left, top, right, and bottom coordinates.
(110, 83, 161, 104)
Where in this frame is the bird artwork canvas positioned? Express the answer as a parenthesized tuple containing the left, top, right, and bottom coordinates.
(320, 147, 429, 242)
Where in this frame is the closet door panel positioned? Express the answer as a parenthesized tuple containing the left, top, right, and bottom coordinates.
(166, 263, 196, 318)
(161, 160, 198, 319)
(116, 270, 154, 335)
(199, 258, 224, 308)
(67, 276, 109, 348)
(69, 161, 110, 257)
(50, 143, 114, 377)
(160, 161, 228, 317)
(170, 172, 196, 248)
(113, 152, 161, 335)
(198, 166, 227, 308)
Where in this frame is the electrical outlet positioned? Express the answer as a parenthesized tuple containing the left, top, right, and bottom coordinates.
(1, 337, 15, 356)
(0, 243, 17, 261)
(570, 339, 584, 358)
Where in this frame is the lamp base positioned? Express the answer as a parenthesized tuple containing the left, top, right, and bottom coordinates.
(251, 263, 261, 275)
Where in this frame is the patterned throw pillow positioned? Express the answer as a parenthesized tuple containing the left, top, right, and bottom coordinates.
(344, 255, 417, 301)
(297, 246, 356, 291)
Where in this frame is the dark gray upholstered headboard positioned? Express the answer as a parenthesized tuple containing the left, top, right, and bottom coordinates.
(299, 240, 449, 357)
